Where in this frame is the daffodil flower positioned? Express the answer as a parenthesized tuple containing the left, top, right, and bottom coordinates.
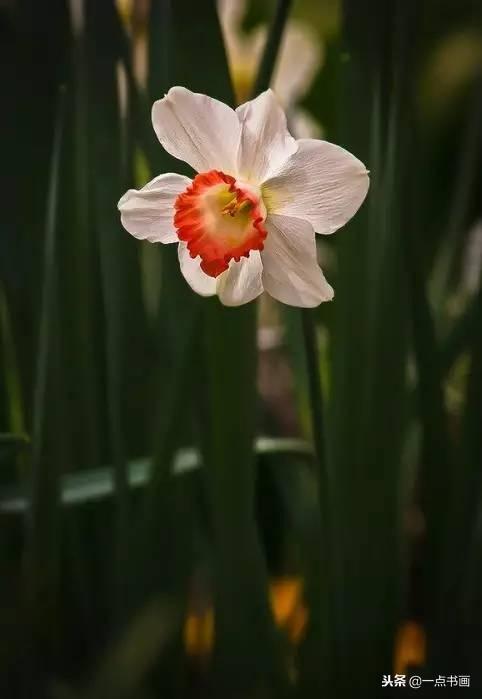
(218, 0, 323, 137)
(118, 87, 369, 307)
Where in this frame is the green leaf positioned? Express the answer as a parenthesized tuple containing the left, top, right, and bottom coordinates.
(201, 301, 282, 689)
(60, 0, 104, 472)
(452, 263, 482, 628)
(0, 289, 27, 481)
(78, 600, 180, 699)
(0, 0, 70, 426)
(296, 308, 335, 694)
(0, 439, 312, 512)
(193, 0, 297, 691)
(127, 0, 201, 618)
(0, 434, 29, 478)
(84, 0, 151, 615)
(23, 85, 69, 667)
(326, 1, 415, 691)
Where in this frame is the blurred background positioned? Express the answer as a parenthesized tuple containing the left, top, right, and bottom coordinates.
(1, 0, 482, 696)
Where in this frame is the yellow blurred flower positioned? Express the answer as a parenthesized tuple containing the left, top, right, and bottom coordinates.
(184, 609, 215, 663)
(394, 621, 426, 675)
(184, 580, 426, 682)
(115, 0, 148, 85)
(184, 576, 308, 660)
(217, 0, 324, 137)
(116, 0, 131, 28)
(269, 577, 308, 643)
(420, 30, 482, 120)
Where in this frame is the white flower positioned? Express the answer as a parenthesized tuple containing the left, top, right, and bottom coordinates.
(118, 87, 369, 308)
(217, 0, 323, 137)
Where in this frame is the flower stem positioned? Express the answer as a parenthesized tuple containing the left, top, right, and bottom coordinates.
(252, 0, 294, 97)
(299, 308, 336, 689)
(301, 310, 326, 469)
(301, 309, 332, 561)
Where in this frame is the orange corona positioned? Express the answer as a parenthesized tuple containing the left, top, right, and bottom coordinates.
(174, 170, 268, 278)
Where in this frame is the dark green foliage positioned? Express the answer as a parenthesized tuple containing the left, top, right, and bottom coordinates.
(1, 0, 482, 697)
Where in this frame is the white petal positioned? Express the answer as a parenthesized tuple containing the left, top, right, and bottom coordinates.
(236, 89, 298, 182)
(261, 214, 333, 307)
(217, 0, 247, 34)
(272, 22, 322, 106)
(118, 173, 191, 243)
(289, 107, 323, 140)
(178, 243, 216, 297)
(152, 86, 241, 175)
(264, 139, 369, 234)
(216, 253, 263, 307)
